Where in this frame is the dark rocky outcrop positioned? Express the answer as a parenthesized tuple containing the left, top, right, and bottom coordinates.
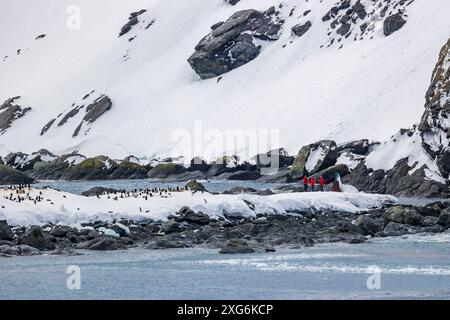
(188, 7, 284, 79)
(119, 9, 147, 37)
(185, 179, 206, 192)
(0, 97, 32, 134)
(83, 187, 120, 197)
(342, 159, 449, 197)
(0, 165, 34, 185)
(292, 21, 312, 37)
(383, 13, 406, 36)
(255, 148, 294, 169)
(0, 220, 14, 241)
(73, 95, 112, 137)
(311, 164, 350, 183)
(18, 226, 52, 250)
(40, 118, 56, 135)
(291, 140, 338, 178)
(147, 163, 187, 179)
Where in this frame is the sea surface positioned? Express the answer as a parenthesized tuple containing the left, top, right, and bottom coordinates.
(1, 234, 450, 300)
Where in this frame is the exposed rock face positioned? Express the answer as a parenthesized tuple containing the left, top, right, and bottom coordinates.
(188, 7, 284, 79)
(119, 9, 146, 37)
(28, 153, 147, 181)
(0, 220, 14, 241)
(4, 149, 56, 171)
(0, 97, 31, 134)
(311, 164, 349, 183)
(383, 13, 406, 36)
(291, 140, 338, 178)
(255, 148, 294, 169)
(147, 163, 186, 179)
(337, 139, 372, 155)
(419, 38, 450, 179)
(18, 226, 51, 250)
(0, 165, 34, 185)
(342, 159, 449, 197)
(292, 21, 312, 37)
(73, 95, 112, 137)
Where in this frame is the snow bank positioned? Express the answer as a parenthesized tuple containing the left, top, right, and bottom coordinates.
(0, 188, 397, 227)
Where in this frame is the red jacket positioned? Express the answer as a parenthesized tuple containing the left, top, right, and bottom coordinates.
(309, 177, 315, 186)
(303, 177, 308, 185)
(319, 177, 325, 186)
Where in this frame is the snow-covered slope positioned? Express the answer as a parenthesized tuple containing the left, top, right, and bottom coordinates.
(1, 0, 449, 162)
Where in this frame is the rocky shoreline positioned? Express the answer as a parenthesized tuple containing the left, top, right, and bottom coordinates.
(2, 200, 450, 258)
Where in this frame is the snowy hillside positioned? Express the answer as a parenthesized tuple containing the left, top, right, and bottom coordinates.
(1, 0, 450, 164)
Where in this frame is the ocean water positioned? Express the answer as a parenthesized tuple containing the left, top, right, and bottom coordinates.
(1, 234, 450, 300)
(34, 179, 290, 195)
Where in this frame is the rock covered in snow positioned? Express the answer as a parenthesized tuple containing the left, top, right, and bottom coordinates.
(73, 95, 112, 137)
(0, 97, 31, 134)
(383, 13, 407, 37)
(291, 140, 338, 178)
(188, 7, 284, 79)
(291, 21, 312, 37)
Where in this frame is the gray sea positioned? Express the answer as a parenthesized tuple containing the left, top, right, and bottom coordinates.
(1, 233, 450, 300)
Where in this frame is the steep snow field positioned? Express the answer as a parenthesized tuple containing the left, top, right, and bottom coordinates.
(1, 0, 450, 161)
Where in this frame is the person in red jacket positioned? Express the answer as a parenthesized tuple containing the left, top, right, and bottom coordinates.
(319, 176, 325, 191)
(303, 176, 308, 192)
(309, 177, 315, 192)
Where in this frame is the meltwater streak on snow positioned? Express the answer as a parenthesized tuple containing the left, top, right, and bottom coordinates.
(0, 188, 396, 227)
(1, 1, 450, 160)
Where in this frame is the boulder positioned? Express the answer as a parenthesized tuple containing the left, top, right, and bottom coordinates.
(189, 157, 210, 172)
(163, 220, 185, 234)
(255, 148, 294, 169)
(355, 215, 382, 235)
(0, 164, 34, 185)
(219, 238, 255, 254)
(383, 13, 406, 36)
(81, 236, 126, 250)
(311, 164, 350, 184)
(188, 7, 284, 79)
(73, 95, 112, 137)
(438, 210, 450, 228)
(337, 139, 371, 155)
(176, 210, 211, 226)
(19, 226, 49, 250)
(290, 146, 310, 179)
(81, 187, 120, 197)
(382, 206, 424, 226)
(50, 225, 76, 238)
(185, 179, 206, 192)
(0, 220, 14, 241)
(292, 21, 312, 37)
